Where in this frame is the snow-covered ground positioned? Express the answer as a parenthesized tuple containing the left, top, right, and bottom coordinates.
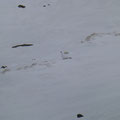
(1, 0, 120, 120)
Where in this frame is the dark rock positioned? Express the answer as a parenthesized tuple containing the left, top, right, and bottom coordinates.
(1, 66, 7, 69)
(77, 114, 84, 118)
(18, 5, 26, 8)
(12, 44, 33, 48)
(43, 5, 46, 7)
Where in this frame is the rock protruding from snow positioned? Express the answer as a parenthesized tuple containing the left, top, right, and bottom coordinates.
(77, 114, 84, 118)
(18, 5, 26, 8)
(12, 44, 33, 48)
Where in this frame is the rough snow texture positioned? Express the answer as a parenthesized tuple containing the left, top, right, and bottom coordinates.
(1, 0, 120, 120)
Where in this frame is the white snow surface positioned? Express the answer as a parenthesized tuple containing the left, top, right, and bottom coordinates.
(1, 0, 120, 120)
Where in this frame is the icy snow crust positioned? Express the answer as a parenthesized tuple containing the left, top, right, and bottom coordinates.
(1, 0, 120, 120)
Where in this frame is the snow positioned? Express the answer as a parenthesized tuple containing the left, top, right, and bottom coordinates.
(1, 0, 120, 120)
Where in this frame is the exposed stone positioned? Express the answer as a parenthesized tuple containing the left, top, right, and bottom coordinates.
(43, 5, 46, 7)
(77, 114, 84, 118)
(1, 66, 7, 69)
(18, 5, 26, 8)
(12, 44, 33, 48)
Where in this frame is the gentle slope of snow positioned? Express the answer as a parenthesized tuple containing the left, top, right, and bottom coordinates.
(1, 0, 120, 120)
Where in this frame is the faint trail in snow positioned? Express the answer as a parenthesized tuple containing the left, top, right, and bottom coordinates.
(82, 32, 120, 42)
(16, 61, 53, 71)
(0, 50, 72, 74)
(0, 61, 55, 74)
